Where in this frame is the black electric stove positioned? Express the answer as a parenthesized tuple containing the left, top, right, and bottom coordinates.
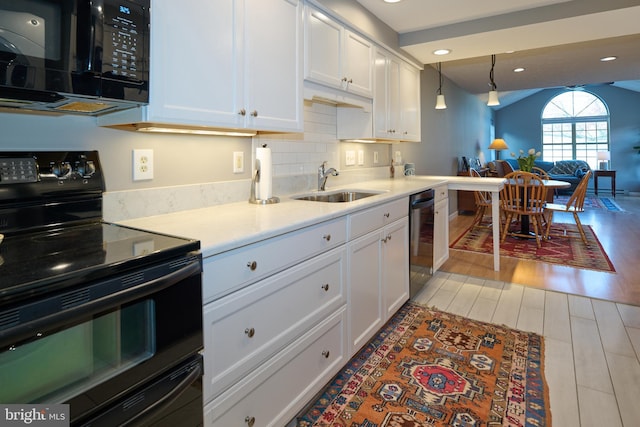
(0, 151, 200, 306)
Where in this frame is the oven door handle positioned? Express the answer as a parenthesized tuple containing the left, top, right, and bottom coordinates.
(0, 259, 201, 347)
(124, 357, 203, 427)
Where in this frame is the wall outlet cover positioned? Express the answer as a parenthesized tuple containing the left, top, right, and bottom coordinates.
(133, 149, 154, 181)
(233, 151, 244, 173)
(374, 151, 379, 164)
(394, 151, 402, 164)
(345, 150, 356, 166)
(357, 150, 364, 165)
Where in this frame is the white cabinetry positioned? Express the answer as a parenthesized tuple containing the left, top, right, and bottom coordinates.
(433, 185, 450, 271)
(304, 5, 373, 98)
(100, 0, 302, 132)
(373, 48, 421, 141)
(202, 217, 347, 425)
(348, 199, 409, 355)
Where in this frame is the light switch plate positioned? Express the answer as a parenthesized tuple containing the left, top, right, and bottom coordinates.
(374, 151, 379, 164)
(357, 150, 364, 165)
(394, 151, 402, 164)
(133, 149, 154, 181)
(345, 150, 356, 166)
(233, 151, 244, 173)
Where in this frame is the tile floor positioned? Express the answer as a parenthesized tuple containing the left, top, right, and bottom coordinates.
(413, 271, 640, 427)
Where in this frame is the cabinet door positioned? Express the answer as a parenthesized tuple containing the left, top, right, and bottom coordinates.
(382, 218, 409, 319)
(304, 6, 343, 88)
(343, 30, 373, 97)
(372, 50, 400, 140)
(434, 198, 450, 271)
(244, 0, 302, 132)
(348, 231, 382, 356)
(399, 61, 421, 141)
(387, 55, 401, 138)
(148, 0, 242, 126)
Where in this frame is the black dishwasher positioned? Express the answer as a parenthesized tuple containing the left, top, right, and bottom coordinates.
(409, 189, 435, 297)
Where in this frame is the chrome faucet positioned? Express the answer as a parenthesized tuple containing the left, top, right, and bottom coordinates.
(318, 161, 339, 191)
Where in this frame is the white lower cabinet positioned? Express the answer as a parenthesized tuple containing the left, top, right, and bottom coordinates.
(347, 198, 409, 356)
(201, 198, 410, 425)
(433, 185, 450, 271)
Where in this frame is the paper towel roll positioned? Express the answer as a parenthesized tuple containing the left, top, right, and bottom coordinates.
(256, 146, 273, 200)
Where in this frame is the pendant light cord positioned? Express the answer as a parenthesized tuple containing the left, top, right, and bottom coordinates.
(437, 62, 443, 95)
(489, 54, 497, 91)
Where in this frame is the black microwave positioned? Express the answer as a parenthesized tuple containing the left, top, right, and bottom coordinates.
(0, 0, 149, 115)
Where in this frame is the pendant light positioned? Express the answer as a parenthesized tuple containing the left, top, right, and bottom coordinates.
(487, 54, 500, 106)
(435, 62, 447, 109)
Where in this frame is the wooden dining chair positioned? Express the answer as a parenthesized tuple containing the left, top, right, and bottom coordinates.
(468, 168, 498, 231)
(500, 171, 547, 248)
(531, 166, 555, 203)
(543, 170, 592, 245)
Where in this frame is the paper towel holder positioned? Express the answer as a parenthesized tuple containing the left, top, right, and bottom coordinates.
(249, 159, 280, 205)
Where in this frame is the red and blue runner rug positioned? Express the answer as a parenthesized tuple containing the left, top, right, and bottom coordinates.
(297, 302, 550, 426)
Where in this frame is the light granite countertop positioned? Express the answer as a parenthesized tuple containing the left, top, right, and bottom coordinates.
(117, 175, 504, 258)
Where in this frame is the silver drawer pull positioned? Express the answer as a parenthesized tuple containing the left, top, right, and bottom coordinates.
(245, 416, 255, 427)
(384, 213, 390, 218)
(321, 284, 329, 291)
(386, 234, 392, 241)
(322, 350, 330, 358)
(244, 328, 255, 338)
(238, 109, 246, 116)
(323, 234, 331, 241)
(250, 110, 258, 117)
(247, 261, 257, 271)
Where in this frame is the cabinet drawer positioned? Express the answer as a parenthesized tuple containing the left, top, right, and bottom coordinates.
(349, 198, 407, 239)
(434, 184, 448, 203)
(202, 217, 346, 302)
(203, 247, 346, 402)
(204, 307, 347, 426)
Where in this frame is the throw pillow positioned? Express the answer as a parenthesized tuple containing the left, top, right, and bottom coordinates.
(575, 168, 585, 178)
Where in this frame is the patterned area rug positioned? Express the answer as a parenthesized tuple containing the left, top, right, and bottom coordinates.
(554, 195, 624, 212)
(451, 223, 615, 272)
(297, 302, 550, 426)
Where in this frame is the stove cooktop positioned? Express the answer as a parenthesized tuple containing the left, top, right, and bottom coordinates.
(0, 222, 200, 306)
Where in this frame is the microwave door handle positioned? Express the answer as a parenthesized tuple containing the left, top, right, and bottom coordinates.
(122, 361, 203, 427)
(0, 259, 201, 348)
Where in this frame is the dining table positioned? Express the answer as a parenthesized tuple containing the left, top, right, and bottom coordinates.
(517, 179, 571, 236)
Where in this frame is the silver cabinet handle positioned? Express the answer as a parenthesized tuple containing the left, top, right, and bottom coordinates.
(247, 261, 257, 271)
(323, 234, 331, 241)
(244, 328, 255, 338)
(250, 110, 258, 117)
(384, 213, 390, 218)
(321, 284, 329, 291)
(238, 109, 246, 116)
(322, 350, 330, 358)
(245, 416, 255, 427)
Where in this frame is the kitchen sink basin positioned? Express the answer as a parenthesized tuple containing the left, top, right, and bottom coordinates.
(292, 190, 384, 203)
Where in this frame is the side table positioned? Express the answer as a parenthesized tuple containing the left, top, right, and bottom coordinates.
(594, 170, 616, 197)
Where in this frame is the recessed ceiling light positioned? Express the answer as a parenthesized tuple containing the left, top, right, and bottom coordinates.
(600, 56, 617, 62)
(513, 67, 525, 73)
(384, 0, 402, 3)
(433, 49, 451, 56)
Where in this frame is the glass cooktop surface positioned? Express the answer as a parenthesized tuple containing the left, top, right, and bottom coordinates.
(0, 222, 199, 305)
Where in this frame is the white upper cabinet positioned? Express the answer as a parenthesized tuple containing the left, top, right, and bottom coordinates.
(399, 61, 421, 141)
(100, 0, 302, 133)
(304, 5, 373, 98)
(373, 47, 421, 141)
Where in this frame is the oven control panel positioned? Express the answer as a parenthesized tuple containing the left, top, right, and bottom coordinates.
(0, 158, 38, 184)
(0, 152, 102, 186)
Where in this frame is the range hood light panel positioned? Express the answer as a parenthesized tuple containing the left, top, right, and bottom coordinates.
(136, 126, 257, 137)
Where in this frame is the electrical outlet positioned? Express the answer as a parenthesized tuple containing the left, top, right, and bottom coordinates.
(394, 151, 402, 164)
(133, 149, 153, 181)
(374, 151, 379, 164)
(357, 150, 364, 165)
(345, 150, 356, 166)
(233, 151, 244, 173)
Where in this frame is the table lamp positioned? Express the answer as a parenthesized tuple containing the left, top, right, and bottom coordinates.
(597, 151, 610, 170)
(488, 138, 509, 160)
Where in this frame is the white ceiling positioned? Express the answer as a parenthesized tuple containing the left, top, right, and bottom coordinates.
(356, 0, 640, 105)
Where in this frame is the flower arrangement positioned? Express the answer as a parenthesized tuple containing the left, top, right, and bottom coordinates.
(511, 148, 541, 172)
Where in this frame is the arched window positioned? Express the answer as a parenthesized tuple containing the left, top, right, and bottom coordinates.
(541, 90, 609, 169)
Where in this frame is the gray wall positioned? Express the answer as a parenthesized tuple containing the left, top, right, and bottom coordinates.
(495, 85, 640, 193)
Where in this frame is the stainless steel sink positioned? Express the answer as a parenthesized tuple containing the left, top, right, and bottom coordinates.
(293, 190, 383, 203)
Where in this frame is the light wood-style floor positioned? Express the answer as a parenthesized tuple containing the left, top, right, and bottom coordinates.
(414, 193, 640, 426)
(413, 272, 640, 427)
(440, 194, 640, 306)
